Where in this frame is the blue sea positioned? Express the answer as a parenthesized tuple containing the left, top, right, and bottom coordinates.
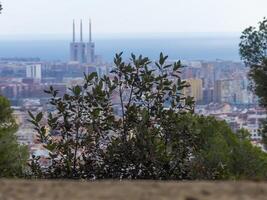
(0, 34, 241, 62)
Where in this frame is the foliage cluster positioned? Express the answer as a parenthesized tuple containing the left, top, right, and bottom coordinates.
(239, 18, 267, 147)
(0, 96, 28, 178)
(29, 53, 267, 180)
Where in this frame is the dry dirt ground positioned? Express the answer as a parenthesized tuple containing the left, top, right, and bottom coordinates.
(0, 180, 267, 200)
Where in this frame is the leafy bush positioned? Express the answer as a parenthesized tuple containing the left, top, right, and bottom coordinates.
(29, 53, 267, 180)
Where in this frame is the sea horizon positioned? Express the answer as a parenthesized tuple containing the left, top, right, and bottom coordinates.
(0, 33, 241, 62)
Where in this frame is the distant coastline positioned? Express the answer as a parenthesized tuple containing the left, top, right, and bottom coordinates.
(0, 34, 240, 62)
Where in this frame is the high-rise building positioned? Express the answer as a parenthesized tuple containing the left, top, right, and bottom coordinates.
(203, 88, 214, 104)
(214, 79, 254, 105)
(214, 79, 235, 103)
(201, 63, 215, 89)
(183, 78, 203, 103)
(26, 64, 42, 80)
(70, 19, 95, 64)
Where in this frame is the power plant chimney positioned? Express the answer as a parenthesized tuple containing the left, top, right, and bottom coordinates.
(89, 19, 92, 42)
(80, 19, 83, 42)
(73, 20, 75, 42)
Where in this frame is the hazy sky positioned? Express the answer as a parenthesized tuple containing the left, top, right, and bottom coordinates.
(0, 0, 267, 37)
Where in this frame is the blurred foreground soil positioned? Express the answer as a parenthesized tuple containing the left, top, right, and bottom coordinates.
(0, 180, 267, 200)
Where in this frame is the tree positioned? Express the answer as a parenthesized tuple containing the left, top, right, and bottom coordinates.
(239, 18, 267, 105)
(239, 18, 267, 147)
(0, 95, 28, 177)
(190, 118, 267, 180)
(231, 136, 267, 179)
(0, 3, 2, 13)
(240, 18, 267, 66)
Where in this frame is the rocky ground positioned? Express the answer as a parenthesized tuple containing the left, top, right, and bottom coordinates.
(1, 180, 267, 200)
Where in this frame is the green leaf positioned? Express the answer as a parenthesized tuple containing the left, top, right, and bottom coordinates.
(87, 72, 98, 82)
(159, 52, 168, 65)
(28, 111, 34, 119)
(36, 112, 43, 123)
(73, 85, 82, 96)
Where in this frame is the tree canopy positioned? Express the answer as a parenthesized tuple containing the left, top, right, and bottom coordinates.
(239, 18, 267, 148)
(239, 18, 267, 106)
(0, 96, 28, 178)
(240, 18, 267, 66)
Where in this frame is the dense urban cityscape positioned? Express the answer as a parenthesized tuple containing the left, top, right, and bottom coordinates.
(3, 1, 267, 199)
(0, 20, 265, 166)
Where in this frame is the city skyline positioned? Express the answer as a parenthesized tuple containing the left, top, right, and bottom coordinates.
(0, 0, 266, 38)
